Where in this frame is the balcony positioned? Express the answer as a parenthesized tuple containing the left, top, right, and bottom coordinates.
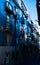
(5, 1, 13, 14)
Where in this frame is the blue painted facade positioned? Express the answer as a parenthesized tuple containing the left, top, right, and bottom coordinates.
(0, 0, 39, 65)
(0, 0, 32, 46)
(0, 0, 16, 45)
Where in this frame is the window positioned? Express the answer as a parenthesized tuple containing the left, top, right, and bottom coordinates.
(6, 2, 9, 7)
(9, 4, 12, 11)
(5, 1, 13, 11)
(38, 1, 40, 7)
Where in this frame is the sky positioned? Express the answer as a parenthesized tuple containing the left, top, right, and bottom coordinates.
(23, 0, 39, 26)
